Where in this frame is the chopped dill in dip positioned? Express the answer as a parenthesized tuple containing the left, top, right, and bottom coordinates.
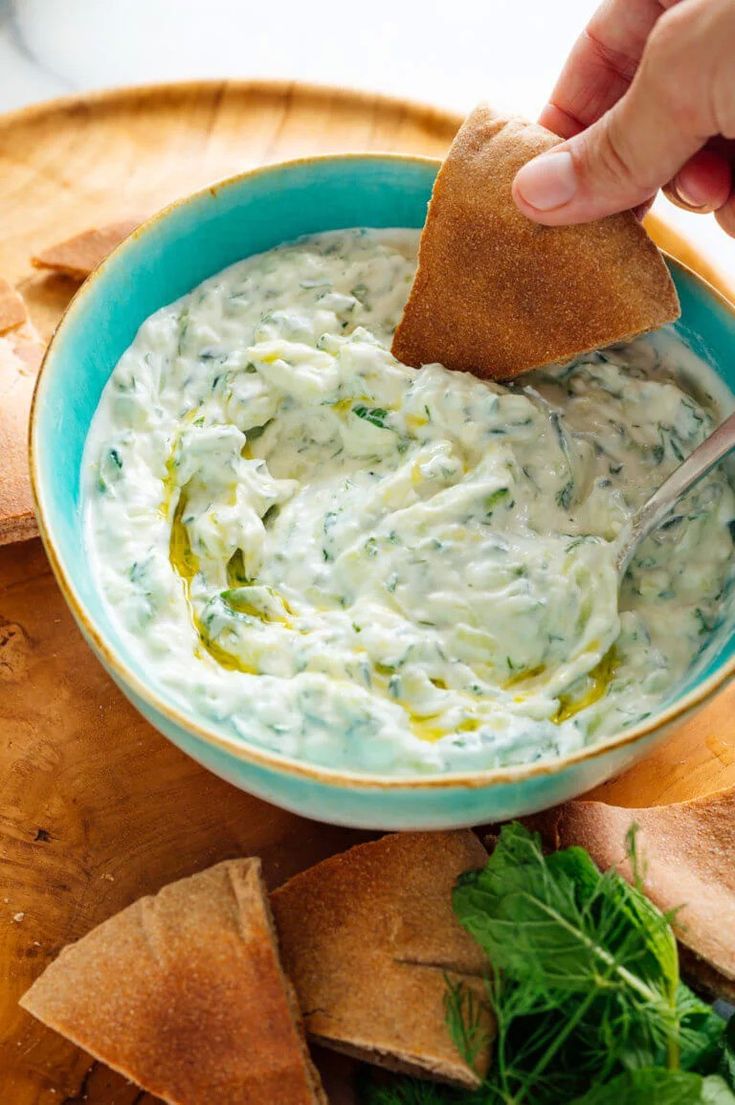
(84, 229, 735, 775)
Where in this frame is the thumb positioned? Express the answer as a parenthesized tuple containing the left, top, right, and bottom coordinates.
(513, 16, 710, 224)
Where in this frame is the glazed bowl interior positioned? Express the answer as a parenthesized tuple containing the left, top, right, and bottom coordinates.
(31, 153, 735, 811)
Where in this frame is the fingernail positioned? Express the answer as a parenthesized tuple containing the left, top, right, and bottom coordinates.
(515, 151, 577, 211)
(673, 179, 711, 212)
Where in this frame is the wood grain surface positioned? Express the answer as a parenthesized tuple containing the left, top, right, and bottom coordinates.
(0, 81, 733, 1104)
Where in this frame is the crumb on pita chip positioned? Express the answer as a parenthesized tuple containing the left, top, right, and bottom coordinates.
(392, 104, 680, 380)
(271, 830, 493, 1089)
(20, 858, 327, 1105)
(0, 278, 28, 334)
(534, 788, 735, 1001)
(32, 218, 143, 280)
(0, 322, 45, 545)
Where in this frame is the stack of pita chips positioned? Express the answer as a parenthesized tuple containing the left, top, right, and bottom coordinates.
(20, 832, 491, 1103)
(0, 218, 141, 544)
(393, 104, 679, 380)
(0, 279, 44, 544)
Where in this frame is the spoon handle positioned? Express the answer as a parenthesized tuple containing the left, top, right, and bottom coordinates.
(618, 408, 735, 574)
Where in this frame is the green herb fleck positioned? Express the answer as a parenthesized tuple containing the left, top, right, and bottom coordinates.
(485, 488, 511, 515)
(354, 405, 389, 429)
(557, 479, 575, 510)
(246, 420, 273, 441)
(226, 549, 250, 587)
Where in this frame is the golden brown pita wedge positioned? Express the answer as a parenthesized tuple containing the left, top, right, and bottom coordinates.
(392, 104, 680, 380)
(20, 858, 327, 1105)
(0, 321, 45, 544)
(32, 218, 142, 280)
(272, 831, 493, 1089)
(538, 788, 735, 1001)
(0, 277, 28, 333)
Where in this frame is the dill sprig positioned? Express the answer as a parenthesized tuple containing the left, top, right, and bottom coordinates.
(444, 977, 493, 1073)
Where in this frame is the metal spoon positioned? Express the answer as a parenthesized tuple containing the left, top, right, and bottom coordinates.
(616, 408, 735, 576)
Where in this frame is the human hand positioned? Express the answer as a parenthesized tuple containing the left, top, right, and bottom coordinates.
(512, 0, 735, 237)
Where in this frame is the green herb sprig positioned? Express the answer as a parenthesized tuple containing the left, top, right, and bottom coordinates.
(360, 823, 734, 1105)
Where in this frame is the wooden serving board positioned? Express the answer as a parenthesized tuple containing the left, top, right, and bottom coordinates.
(0, 81, 733, 1105)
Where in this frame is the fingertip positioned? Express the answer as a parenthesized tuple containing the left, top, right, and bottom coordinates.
(538, 103, 584, 140)
(672, 150, 732, 213)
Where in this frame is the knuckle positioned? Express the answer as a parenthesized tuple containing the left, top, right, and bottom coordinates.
(641, 9, 709, 132)
(577, 117, 655, 199)
(646, 4, 690, 64)
(711, 2, 735, 136)
(712, 83, 735, 139)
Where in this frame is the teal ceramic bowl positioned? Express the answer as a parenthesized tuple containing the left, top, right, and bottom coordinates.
(31, 154, 735, 830)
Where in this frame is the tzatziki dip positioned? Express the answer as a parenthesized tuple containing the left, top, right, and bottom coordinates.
(84, 229, 735, 775)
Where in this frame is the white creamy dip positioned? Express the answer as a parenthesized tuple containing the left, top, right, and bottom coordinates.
(84, 229, 735, 775)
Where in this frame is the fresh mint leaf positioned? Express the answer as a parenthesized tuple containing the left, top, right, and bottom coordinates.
(570, 1069, 735, 1104)
(676, 986, 727, 1074)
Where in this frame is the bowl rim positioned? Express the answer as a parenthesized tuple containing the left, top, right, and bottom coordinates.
(30, 150, 735, 792)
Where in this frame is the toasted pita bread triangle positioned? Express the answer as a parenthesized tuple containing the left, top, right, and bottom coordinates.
(271, 830, 493, 1089)
(0, 320, 44, 545)
(0, 277, 28, 334)
(536, 788, 735, 1001)
(20, 858, 327, 1105)
(392, 104, 680, 380)
(32, 218, 143, 280)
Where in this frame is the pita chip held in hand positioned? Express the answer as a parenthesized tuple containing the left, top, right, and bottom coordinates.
(536, 786, 735, 1003)
(392, 103, 680, 381)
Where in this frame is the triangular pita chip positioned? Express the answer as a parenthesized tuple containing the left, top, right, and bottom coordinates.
(271, 831, 493, 1089)
(536, 788, 735, 1001)
(32, 218, 142, 280)
(20, 858, 327, 1105)
(0, 320, 44, 545)
(0, 277, 28, 333)
(392, 104, 680, 380)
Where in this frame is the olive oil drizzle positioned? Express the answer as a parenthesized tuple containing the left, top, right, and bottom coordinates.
(168, 491, 257, 675)
(554, 647, 618, 723)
